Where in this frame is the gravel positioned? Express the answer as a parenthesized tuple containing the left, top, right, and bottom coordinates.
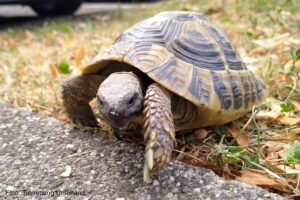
(0, 104, 286, 200)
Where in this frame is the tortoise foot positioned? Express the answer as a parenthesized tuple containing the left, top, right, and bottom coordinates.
(143, 83, 176, 182)
(61, 74, 104, 128)
(144, 136, 174, 182)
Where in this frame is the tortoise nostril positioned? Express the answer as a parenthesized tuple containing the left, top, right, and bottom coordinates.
(109, 107, 119, 117)
(109, 111, 118, 116)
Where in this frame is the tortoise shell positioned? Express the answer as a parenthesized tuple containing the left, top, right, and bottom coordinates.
(81, 11, 267, 126)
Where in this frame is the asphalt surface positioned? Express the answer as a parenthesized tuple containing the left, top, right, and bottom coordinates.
(0, 3, 136, 17)
(0, 2, 137, 25)
(0, 104, 286, 200)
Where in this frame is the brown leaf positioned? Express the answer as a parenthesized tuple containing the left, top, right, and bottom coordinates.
(255, 98, 300, 125)
(24, 30, 35, 44)
(49, 63, 59, 78)
(278, 116, 300, 126)
(275, 164, 300, 175)
(181, 152, 217, 169)
(227, 125, 249, 147)
(262, 128, 300, 141)
(236, 168, 291, 193)
(73, 46, 85, 68)
(284, 59, 300, 71)
(180, 145, 218, 171)
(292, 101, 300, 112)
(260, 143, 285, 163)
(255, 98, 282, 123)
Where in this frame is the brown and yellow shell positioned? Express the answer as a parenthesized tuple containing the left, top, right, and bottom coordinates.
(81, 11, 267, 117)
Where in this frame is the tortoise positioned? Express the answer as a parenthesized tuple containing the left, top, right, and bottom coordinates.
(61, 11, 267, 182)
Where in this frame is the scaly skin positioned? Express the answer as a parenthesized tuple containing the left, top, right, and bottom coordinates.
(61, 74, 104, 127)
(143, 83, 176, 182)
(62, 73, 178, 182)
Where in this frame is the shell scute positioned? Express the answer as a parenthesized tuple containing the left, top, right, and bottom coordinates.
(83, 11, 267, 113)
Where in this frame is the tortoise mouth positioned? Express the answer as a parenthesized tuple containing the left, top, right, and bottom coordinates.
(106, 109, 142, 128)
(109, 118, 130, 128)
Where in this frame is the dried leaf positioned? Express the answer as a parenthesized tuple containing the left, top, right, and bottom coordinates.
(252, 33, 290, 49)
(227, 126, 249, 147)
(181, 152, 217, 169)
(260, 143, 285, 163)
(59, 165, 72, 178)
(179, 145, 218, 171)
(255, 98, 300, 125)
(236, 168, 291, 193)
(242, 56, 261, 65)
(262, 128, 300, 141)
(49, 63, 59, 78)
(276, 165, 300, 175)
(24, 30, 35, 44)
(284, 57, 300, 69)
(73, 46, 85, 68)
(255, 98, 283, 122)
(295, 60, 300, 69)
(292, 101, 300, 111)
(255, 110, 282, 123)
(278, 116, 300, 126)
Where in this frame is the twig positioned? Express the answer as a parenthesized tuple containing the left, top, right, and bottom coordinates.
(284, 76, 298, 102)
(173, 149, 205, 163)
(252, 106, 262, 153)
(219, 134, 225, 146)
(229, 108, 258, 146)
(176, 146, 186, 161)
(34, 104, 53, 112)
(296, 175, 300, 193)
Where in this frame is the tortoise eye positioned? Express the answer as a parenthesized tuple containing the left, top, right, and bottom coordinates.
(97, 96, 104, 106)
(127, 93, 138, 107)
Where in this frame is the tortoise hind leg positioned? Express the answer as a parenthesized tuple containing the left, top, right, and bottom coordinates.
(143, 83, 176, 182)
(61, 74, 104, 127)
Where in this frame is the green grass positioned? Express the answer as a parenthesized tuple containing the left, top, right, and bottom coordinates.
(285, 141, 300, 163)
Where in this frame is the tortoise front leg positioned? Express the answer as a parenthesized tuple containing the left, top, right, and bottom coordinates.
(61, 74, 104, 127)
(143, 83, 176, 182)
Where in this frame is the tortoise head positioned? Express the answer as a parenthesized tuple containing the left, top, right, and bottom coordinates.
(96, 72, 144, 128)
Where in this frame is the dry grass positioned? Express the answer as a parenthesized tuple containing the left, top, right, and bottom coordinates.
(0, 0, 299, 118)
(0, 0, 299, 196)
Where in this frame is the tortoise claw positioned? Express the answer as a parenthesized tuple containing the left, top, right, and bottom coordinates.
(145, 149, 154, 170)
(143, 149, 154, 182)
(143, 161, 151, 183)
(143, 145, 173, 183)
